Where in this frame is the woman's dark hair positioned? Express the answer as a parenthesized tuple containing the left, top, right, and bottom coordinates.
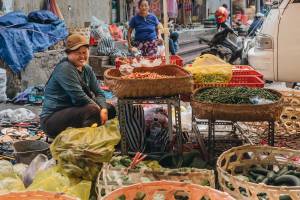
(138, 0, 150, 7)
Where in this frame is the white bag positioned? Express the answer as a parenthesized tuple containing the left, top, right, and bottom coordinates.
(0, 68, 7, 102)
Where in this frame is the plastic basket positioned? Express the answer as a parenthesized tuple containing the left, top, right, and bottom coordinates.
(115, 55, 183, 69)
(232, 65, 264, 79)
(186, 64, 263, 79)
(193, 75, 265, 90)
(101, 181, 235, 200)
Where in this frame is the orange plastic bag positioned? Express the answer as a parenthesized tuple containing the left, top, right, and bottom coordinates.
(109, 24, 123, 41)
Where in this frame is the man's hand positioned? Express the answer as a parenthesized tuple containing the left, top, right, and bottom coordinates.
(100, 108, 108, 125)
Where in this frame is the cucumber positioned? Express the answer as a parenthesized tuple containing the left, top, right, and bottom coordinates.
(292, 171, 300, 178)
(274, 175, 300, 186)
(249, 171, 261, 179)
(251, 167, 269, 176)
(280, 195, 292, 200)
(277, 166, 289, 177)
(256, 175, 265, 183)
(262, 177, 269, 185)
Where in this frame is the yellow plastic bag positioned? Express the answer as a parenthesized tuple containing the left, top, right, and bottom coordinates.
(0, 160, 25, 194)
(186, 54, 233, 83)
(192, 54, 227, 66)
(0, 177, 25, 194)
(50, 119, 121, 180)
(27, 167, 91, 200)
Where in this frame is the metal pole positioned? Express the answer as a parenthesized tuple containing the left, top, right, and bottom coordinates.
(163, 0, 170, 64)
(256, 0, 261, 14)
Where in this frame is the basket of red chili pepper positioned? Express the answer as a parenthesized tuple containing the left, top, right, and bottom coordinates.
(104, 65, 193, 98)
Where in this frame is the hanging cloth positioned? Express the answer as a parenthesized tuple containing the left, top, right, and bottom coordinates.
(48, 0, 64, 20)
(167, 0, 178, 18)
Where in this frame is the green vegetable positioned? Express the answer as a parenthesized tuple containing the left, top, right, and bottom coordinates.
(251, 167, 269, 176)
(280, 195, 292, 200)
(134, 192, 146, 200)
(277, 166, 289, 178)
(256, 175, 265, 183)
(194, 87, 279, 104)
(116, 194, 126, 200)
(274, 175, 300, 186)
(249, 171, 261, 179)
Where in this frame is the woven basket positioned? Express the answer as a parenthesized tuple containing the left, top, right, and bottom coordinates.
(97, 164, 215, 198)
(217, 145, 300, 200)
(101, 181, 235, 200)
(191, 88, 283, 121)
(104, 65, 193, 98)
(0, 191, 78, 200)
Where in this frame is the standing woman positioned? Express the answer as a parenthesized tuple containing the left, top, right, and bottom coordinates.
(128, 0, 163, 56)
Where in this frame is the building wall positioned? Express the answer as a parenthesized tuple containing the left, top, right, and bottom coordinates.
(13, 0, 111, 27)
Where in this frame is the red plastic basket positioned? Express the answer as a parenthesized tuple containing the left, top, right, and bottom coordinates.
(115, 55, 183, 69)
(193, 75, 265, 90)
(233, 65, 264, 79)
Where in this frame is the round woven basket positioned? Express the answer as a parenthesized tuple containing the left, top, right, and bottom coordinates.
(104, 65, 193, 98)
(97, 164, 216, 198)
(191, 88, 283, 121)
(101, 181, 235, 200)
(217, 145, 300, 200)
(0, 191, 78, 200)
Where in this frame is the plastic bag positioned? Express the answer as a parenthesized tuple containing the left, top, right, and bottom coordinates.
(0, 177, 25, 194)
(109, 24, 123, 41)
(0, 160, 14, 179)
(13, 163, 28, 180)
(0, 160, 25, 194)
(27, 167, 91, 200)
(186, 54, 232, 83)
(180, 102, 192, 132)
(0, 68, 7, 102)
(23, 154, 56, 187)
(0, 108, 36, 123)
(50, 119, 121, 180)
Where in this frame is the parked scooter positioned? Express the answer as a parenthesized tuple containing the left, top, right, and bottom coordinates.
(199, 25, 243, 64)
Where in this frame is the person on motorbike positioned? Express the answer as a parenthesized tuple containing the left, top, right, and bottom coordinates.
(215, 6, 230, 31)
(248, 13, 264, 37)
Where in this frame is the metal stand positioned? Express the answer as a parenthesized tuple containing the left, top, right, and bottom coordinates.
(193, 118, 275, 162)
(118, 95, 182, 155)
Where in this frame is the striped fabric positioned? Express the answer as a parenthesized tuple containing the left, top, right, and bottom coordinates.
(123, 104, 170, 153)
(124, 104, 146, 152)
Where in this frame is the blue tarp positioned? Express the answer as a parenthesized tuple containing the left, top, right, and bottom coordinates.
(0, 10, 68, 73)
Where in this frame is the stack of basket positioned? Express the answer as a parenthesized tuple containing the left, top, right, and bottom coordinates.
(241, 89, 300, 148)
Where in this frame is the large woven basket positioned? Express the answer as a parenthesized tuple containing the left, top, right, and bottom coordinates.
(0, 191, 78, 200)
(104, 65, 193, 98)
(191, 88, 283, 121)
(101, 181, 235, 200)
(97, 164, 215, 198)
(217, 145, 300, 200)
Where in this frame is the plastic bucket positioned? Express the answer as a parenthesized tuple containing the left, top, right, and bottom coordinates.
(13, 140, 50, 165)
